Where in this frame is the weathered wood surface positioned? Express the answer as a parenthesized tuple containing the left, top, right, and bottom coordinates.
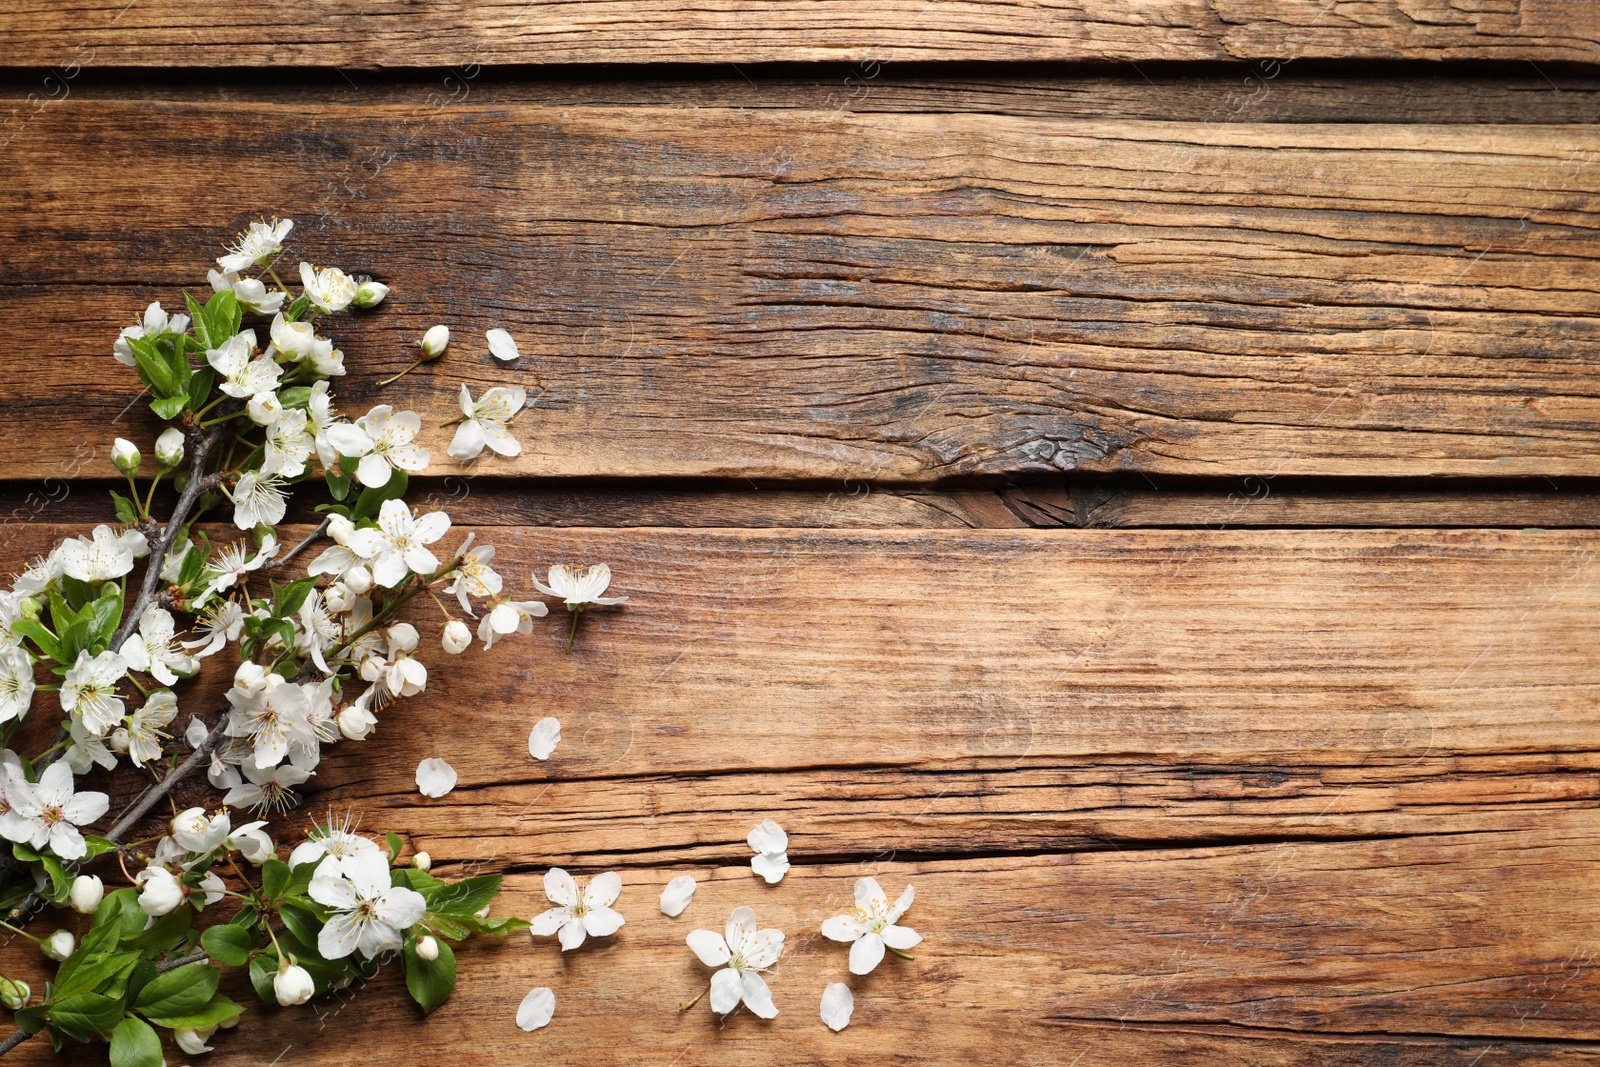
(3, 105, 1598, 483)
(1, 1, 1597, 67)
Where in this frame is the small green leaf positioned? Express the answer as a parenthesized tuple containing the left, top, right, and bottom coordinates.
(403, 936, 456, 1014)
(109, 1016, 163, 1067)
(200, 923, 255, 967)
(133, 962, 218, 1021)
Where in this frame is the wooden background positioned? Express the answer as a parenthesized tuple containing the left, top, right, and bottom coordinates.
(2, 4, 1599, 1064)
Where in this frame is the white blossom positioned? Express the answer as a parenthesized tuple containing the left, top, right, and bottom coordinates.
(299, 261, 357, 313)
(748, 819, 790, 884)
(687, 906, 784, 1018)
(346, 499, 450, 588)
(415, 757, 457, 799)
(660, 874, 696, 918)
(821, 878, 921, 975)
(353, 405, 429, 488)
(61, 649, 128, 735)
(231, 470, 288, 529)
(447, 384, 524, 462)
(120, 606, 199, 686)
(218, 218, 292, 273)
(533, 563, 627, 608)
(529, 868, 625, 951)
(11, 762, 109, 861)
(309, 849, 427, 959)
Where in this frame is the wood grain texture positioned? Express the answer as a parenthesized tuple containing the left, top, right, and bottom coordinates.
(3, 104, 1599, 482)
(0, 1, 1596, 67)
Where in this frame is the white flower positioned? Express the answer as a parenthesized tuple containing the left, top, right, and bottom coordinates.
(208, 266, 284, 314)
(207, 330, 282, 400)
(227, 820, 275, 865)
(61, 649, 128, 735)
(299, 261, 357, 313)
(353, 405, 429, 488)
(527, 716, 561, 760)
(441, 620, 471, 654)
(486, 328, 520, 364)
(821, 878, 921, 975)
(183, 601, 247, 658)
(659, 874, 696, 918)
(476, 598, 549, 649)
(231, 470, 287, 530)
(448, 384, 525, 462)
(687, 906, 784, 1018)
(113, 301, 191, 365)
(120, 606, 199, 686)
(419, 324, 449, 357)
(273, 962, 315, 1006)
(14, 762, 109, 861)
(353, 280, 389, 308)
(309, 849, 427, 959)
(126, 689, 179, 767)
(533, 564, 627, 607)
(175, 1024, 218, 1055)
(0, 648, 36, 724)
(747, 819, 790, 884)
(155, 427, 186, 469)
(268, 313, 316, 360)
(347, 499, 450, 588)
(820, 983, 854, 1031)
(529, 869, 625, 951)
(223, 759, 311, 814)
(288, 816, 379, 870)
(219, 218, 293, 273)
(225, 674, 312, 769)
(260, 409, 314, 477)
(414, 757, 456, 798)
(443, 543, 501, 616)
(59, 525, 147, 583)
(247, 391, 284, 426)
(111, 437, 141, 475)
(516, 987, 555, 1032)
(69, 874, 104, 914)
(308, 381, 374, 470)
(205, 535, 279, 595)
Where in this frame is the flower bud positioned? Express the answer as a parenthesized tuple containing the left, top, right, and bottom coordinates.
(441, 619, 471, 655)
(337, 705, 377, 741)
(69, 875, 104, 914)
(327, 513, 355, 546)
(247, 391, 284, 426)
(111, 438, 141, 476)
(343, 565, 373, 595)
(42, 930, 74, 961)
(324, 582, 355, 613)
(353, 280, 390, 308)
(274, 962, 315, 1007)
(415, 935, 439, 961)
(136, 867, 184, 917)
(175, 1025, 217, 1054)
(419, 324, 449, 358)
(413, 851, 431, 872)
(155, 427, 186, 469)
(0, 977, 29, 1010)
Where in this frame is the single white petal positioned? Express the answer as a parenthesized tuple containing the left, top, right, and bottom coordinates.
(414, 757, 457, 798)
(881, 924, 922, 951)
(820, 982, 854, 1032)
(740, 971, 779, 1019)
(486, 328, 520, 363)
(516, 987, 555, 1032)
(747, 818, 787, 856)
(709, 968, 742, 1015)
(584, 870, 622, 909)
(686, 929, 730, 967)
(544, 867, 578, 907)
(527, 716, 561, 760)
(848, 931, 886, 975)
(659, 874, 696, 917)
(751, 851, 790, 884)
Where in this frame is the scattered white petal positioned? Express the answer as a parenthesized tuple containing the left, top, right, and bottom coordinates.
(528, 717, 561, 760)
(820, 983, 854, 1032)
(516, 987, 555, 1031)
(659, 874, 696, 917)
(486, 328, 520, 363)
(415, 757, 458, 798)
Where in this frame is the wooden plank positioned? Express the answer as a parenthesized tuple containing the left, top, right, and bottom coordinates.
(0, 1, 1595, 67)
(9, 830, 1600, 1065)
(3, 105, 1599, 482)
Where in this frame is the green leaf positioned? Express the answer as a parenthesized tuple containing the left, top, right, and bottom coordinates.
(10, 619, 62, 664)
(403, 936, 456, 1014)
(109, 490, 139, 524)
(133, 962, 218, 1021)
(109, 1016, 163, 1067)
(49, 992, 126, 1043)
(150, 395, 188, 420)
(142, 992, 244, 1031)
(200, 923, 255, 967)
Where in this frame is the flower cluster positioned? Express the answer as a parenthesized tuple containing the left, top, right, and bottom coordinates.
(0, 219, 621, 1064)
